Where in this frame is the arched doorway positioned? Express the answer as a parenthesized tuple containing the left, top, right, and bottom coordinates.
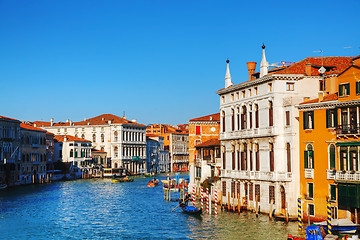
(114, 163, 118, 169)
(280, 185, 286, 214)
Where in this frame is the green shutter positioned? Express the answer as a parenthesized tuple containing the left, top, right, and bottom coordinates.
(356, 82, 360, 95)
(326, 109, 330, 128)
(303, 112, 308, 129)
(346, 83, 350, 95)
(330, 146, 336, 169)
(309, 183, 313, 198)
(331, 185, 336, 201)
(304, 151, 308, 168)
(334, 108, 338, 127)
(339, 84, 343, 96)
(310, 150, 314, 169)
(340, 151, 345, 170)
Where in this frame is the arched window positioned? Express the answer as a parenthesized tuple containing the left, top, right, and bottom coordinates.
(222, 111, 226, 132)
(241, 106, 247, 129)
(70, 149, 74, 158)
(241, 143, 247, 170)
(101, 147, 104, 152)
(92, 134, 96, 142)
(269, 101, 273, 126)
(329, 144, 336, 169)
(75, 134, 78, 138)
(304, 144, 314, 169)
(232, 145, 235, 170)
(249, 105, 253, 129)
(269, 143, 274, 171)
(81, 134, 85, 139)
(231, 109, 235, 131)
(255, 104, 259, 128)
(286, 143, 291, 172)
(101, 134, 104, 143)
(114, 131, 118, 142)
(237, 107, 241, 130)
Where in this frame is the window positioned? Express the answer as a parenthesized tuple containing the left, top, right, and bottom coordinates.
(255, 144, 260, 171)
(330, 184, 337, 201)
(236, 92, 239, 99)
(232, 147, 235, 170)
(114, 147, 118, 158)
(254, 87, 258, 95)
(231, 94, 234, 101)
(222, 181, 226, 196)
(307, 183, 314, 198)
(249, 89, 252, 96)
(222, 111, 226, 132)
(268, 83, 272, 92)
(241, 143, 247, 170)
(237, 107, 240, 130)
(231, 181, 235, 197)
(356, 81, 360, 95)
(339, 83, 350, 96)
(221, 96, 225, 103)
(101, 134, 104, 143)
(331, 207, 338, 219)
(326, 109, 337, 128)
(249, 106, 253, 129)
(195, 167, 201, 178)
(308, 204, 315, 216)
(70, 149, 74, 157)
(269, 143, 274, 172)
(285, 111, 290, 126)
(255, 184, 260, 201)
(303, 111, 314, 129)
(255, 104, 259, 128)
(222, 148, 226, 169)
(319, 80, 325, 91)
(195, 126, 201, 135)
(304, 144, 314, 169)
(269, 101, 273, 126)
(242, 90, 245, 98)
(114, 131, 118, 142)
(231, 109, 235, 131)
(329, 144, 336, 169)
(241, 106, 247, 129)
(286, 82, 294, 91)
(249, 183, 253, 201)
(269, 186, 275, 204)
(286, 143, 291, 172)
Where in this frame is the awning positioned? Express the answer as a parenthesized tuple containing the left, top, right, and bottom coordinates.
(336, 142, 360, 146)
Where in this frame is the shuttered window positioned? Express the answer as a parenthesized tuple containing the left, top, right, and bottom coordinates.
(356, 81, 360, 95)
(308, 183, 314, 198)
(303, 111, 314, 129)
(329, 144, 336, 169)
(326, 109, 338, 128)
(330, 184, 337, 201)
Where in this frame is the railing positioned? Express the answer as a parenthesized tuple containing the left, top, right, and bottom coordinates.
(336, 171, 360, 181)
(327, 169, 336, 180)
(305, 169, 314, 179)
(336, 124, 360, 135)
(220, 169, 292, 181)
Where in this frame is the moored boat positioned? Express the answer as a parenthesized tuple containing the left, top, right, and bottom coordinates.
(112, 176, 134, 183)
(147, 179, 159, 187)
(313, 218, 359, 234)
(179, 203, 202, 215)
(0, 184, 7, 189)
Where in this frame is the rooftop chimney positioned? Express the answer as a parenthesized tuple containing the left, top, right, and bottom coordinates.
(66, 119, 69, 123)
(247, 62, 257, 80)
(305, 63, 312, 76)
(131, 119, 137, 123)
(51, 118, 54, 126)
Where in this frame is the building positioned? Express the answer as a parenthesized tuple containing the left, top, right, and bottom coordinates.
(194, 139, 221, 191)
(53, 135, 92, 167)
(91, 150, 109, 168)
(34, 113, 147, 174)
(146, 124, 189, 172)
(0, 116, 21, 186)
(20, 123, 47, 184)
(216, 45, 353, 217)
(146, 135, 170, 173)
(188, 113, 220, 189)
(298, 55, 360, 223)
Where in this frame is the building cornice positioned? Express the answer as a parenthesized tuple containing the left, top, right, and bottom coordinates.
(216, 74, 304, 95)
(297, 99, 360, 111)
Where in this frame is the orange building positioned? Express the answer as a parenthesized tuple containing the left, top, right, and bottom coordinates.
(188, 113, 220, 188)
(298, 55, 360, 223)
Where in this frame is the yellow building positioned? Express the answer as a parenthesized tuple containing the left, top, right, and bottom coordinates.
(298, 55, 360, 223)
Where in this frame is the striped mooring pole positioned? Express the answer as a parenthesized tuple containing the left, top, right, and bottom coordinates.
(327, 199, 332, 234)
(214, 189, 218, 216)
(206, 188, 209, 214)
(192, 186, 196, 207)
(201, 187, 204, 211)
(297, 197, 302, 232)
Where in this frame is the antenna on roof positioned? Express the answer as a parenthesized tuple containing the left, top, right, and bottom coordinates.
(313, 50, 325, 74)
(123, 111, 126, 118)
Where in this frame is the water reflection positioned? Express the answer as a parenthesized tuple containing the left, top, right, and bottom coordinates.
(0, 175, 297, 240)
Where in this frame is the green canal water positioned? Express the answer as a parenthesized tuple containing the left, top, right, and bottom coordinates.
(0, 174, 298, 239)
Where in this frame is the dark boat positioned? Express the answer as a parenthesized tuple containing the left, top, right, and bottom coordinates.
(179, 203, 202, 215)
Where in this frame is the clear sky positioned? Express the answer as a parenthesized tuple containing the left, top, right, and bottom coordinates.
(1, 0, 359, 126)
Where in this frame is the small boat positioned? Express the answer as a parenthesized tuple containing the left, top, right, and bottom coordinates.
(179, 203, 202, 215)
(0, 184, 7, 190)
(287, 225, 339, 240)
(144, 173, 155, 177)
(313, 218, 359, 234)
(147, 179, 159, 187)
(112, 176, 134, 183)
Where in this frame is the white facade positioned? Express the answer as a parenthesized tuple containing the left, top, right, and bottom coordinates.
(54, 137, 92, 168)
(217, 60, 323, 217)
(37, 114, 147, 174)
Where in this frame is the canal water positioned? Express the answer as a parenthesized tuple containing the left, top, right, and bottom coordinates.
(0, 174, 298, 239)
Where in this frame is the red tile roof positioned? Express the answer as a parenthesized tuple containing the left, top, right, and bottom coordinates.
(189, 113, 220, 122)
(268, 57, 353, 76)
(299, 93, 338, 105)
(20, 123, 47, 132)
(54, 135, 91, 142)
(0, 116, 20, 122)
(34, 114, 145, 127)
(195, 138, 220, 148)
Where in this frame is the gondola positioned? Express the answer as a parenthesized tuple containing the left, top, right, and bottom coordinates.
(179, 203, 202, 215)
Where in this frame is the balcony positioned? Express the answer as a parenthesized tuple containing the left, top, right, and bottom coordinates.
(305, 169, 314, 179)
(220, 170, 292, 181)
(335, 171, 360, 181)
(327, 169, 336, 180)
(336, 124, 360, 136)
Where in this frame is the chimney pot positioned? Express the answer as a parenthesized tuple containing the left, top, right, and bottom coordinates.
(247, 62, 257, 80)
(305, 63, 312, 76)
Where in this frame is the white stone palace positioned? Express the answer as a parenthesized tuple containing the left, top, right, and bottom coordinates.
(34, 114, 147, 174)
(216, 45, 352, 217)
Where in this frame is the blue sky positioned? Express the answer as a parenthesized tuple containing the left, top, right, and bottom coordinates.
(1, 0, 359, 125)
